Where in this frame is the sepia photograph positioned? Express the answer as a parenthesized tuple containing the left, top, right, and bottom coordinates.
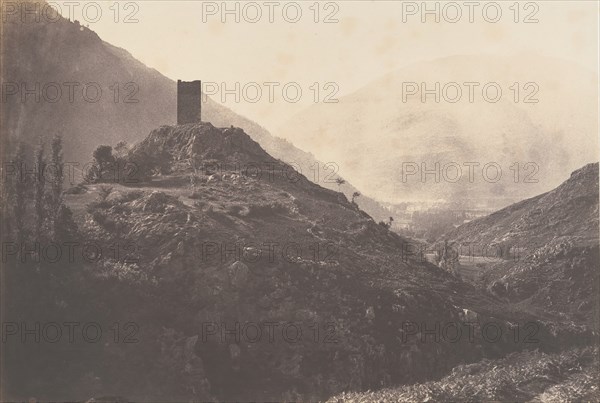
(1, 0, 599, 401)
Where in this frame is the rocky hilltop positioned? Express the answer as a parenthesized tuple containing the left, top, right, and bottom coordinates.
(1, 0, 391, 223)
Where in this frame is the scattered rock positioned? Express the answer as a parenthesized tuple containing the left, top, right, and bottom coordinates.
(228, 261, 249, 288)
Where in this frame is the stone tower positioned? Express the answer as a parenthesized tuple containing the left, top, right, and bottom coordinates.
(177, 80, 202, 124)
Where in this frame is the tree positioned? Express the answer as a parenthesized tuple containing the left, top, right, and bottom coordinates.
(94, 145, 115, 168)
(88, 145, 116, 183)
(53, 204, 78, 242)
(114, 141, 129, 159)
(436, 240, 460, 277)
(10, 143, 28, 241)
(379, 216, 395, 230)
(50, 134, 64, 210)
(125, 151, 155, 183)
(0, 171, 11, 240)
(48, 135, 77, 241)
(335, 177, 345, 190)
(34, 139, 47, 239)
(351, 191, 361, 203)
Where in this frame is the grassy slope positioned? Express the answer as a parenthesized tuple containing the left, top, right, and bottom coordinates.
(330, 347, 599, 403)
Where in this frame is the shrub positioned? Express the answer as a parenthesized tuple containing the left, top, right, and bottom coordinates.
(65, 183, 88, 195)
(330, 347, 599, 402)
(98, 186, 114, 202)
(118, 190, 144, 203)
(226, 204, 249, 216)
(248, 202, 288, 217)
(92, 211, 107, 225)
(193, 200, 206, 210)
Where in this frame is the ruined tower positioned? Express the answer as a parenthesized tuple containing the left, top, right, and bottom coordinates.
(177, 80, 202, 124)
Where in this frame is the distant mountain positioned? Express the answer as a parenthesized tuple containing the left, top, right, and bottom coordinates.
(280, 55, 599, 207)
(439, 163, 599, 328)
(0, 0, 390, 222)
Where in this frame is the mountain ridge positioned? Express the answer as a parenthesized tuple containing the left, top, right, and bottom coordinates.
(280, 54, 599, 206)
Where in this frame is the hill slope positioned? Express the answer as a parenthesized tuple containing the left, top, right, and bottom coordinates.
(4, 123, 568, 401)
(439, 163, 599, 328)
(331, 347, 600, 402)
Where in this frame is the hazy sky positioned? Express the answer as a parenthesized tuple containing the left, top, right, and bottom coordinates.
(53, 0, 599, 131)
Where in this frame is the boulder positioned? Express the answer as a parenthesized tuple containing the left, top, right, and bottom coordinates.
(228, 261, 249, 288)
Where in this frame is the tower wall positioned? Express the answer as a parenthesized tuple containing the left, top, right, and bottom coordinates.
(177, 80, 201, 124)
